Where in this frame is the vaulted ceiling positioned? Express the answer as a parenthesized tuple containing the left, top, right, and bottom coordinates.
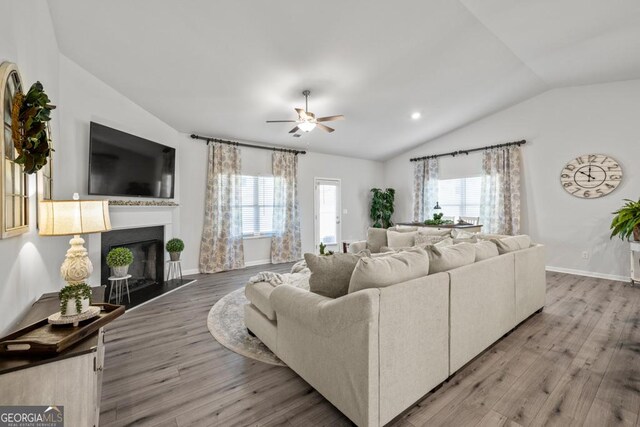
(48, 0, 640, 160)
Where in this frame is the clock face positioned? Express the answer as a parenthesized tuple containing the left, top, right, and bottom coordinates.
(560, 154, 622, 198)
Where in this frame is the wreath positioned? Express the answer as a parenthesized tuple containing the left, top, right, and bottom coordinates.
(11, 81, 55, 174)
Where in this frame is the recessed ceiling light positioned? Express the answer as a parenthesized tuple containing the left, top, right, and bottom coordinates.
(411, 112, 421, 120)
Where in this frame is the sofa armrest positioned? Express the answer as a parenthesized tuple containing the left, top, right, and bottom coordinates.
(347, 240, 368, 253)
(270, 285, 380, 337)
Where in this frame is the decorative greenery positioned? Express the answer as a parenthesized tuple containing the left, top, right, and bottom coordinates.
(166, 238, 185, 253)
(370, 188, 395, 228)
(319, 242, 334, 256)
(424, 212, 455, 226)
(106, 247, 134, 267)
(610, 198, 640, 241)
(59, 283, 92, 315)
(11, 81, 55, 174)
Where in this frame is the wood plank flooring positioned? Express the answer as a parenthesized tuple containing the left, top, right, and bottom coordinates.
(100, 266, 640, 426)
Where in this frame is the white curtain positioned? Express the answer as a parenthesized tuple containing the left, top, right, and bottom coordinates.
(199, 143, 245, 273)
(271, 151, 301, 263)
(480, 146, 522, 235)
(413, 157, 439, 222)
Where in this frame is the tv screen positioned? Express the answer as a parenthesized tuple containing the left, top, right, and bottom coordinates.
(88, 122, 175, 198)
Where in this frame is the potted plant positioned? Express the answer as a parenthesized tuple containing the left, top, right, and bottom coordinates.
(107, 247, 134, 277)
(166, 238, 184, 261)
(424, 212, 455, 226)
(318, 242, 334, 256)
(610, 198, 640, 241)
(59, 283, 92, 316)
(370, 188, 395, 228)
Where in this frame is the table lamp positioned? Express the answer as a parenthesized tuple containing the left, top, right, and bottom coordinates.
(39, 193, 111, 324)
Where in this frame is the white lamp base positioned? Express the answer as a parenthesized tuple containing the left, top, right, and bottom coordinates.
(60, 235, 93, 284)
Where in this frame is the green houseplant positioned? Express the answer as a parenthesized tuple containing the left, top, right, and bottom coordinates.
(107, 247, 134, 277)
(424, 212, 455, 226)
(370, 188, 395, 228)
(166, 238, 184, 261)
(59, 282, 92, 316)
(610, 198, 640, 241)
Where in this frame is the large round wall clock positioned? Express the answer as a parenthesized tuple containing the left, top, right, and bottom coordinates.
(560, 154, 622, 198)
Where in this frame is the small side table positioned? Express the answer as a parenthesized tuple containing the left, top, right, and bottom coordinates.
(167, 260, 183, 281)
(630, 241, 640, 285)
(108, 274, 131, 304)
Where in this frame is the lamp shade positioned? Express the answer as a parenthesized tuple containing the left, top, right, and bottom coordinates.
(39, 200, 112, 236)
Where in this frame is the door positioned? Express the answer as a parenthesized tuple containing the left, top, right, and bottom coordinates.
(314, 178, 341, 253)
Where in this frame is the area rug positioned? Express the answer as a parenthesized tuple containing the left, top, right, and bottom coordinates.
(207, 288, 285, 366)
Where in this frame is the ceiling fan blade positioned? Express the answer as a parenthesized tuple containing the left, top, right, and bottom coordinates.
(295, 108, 307, 119)
(266, 120, 297, 123)
(317, 115, 345, 122)
(289, 126, 300, 134)
(316, 123, 335, 133)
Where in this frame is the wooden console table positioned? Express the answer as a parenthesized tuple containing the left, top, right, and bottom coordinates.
(397, 222, 483, 233)
(0, 287, 110, 427)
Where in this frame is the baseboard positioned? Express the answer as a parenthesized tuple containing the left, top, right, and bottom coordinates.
(245, 259, 272, 267)
(182, 268, 200, 276)
(546, 266, 628, 282)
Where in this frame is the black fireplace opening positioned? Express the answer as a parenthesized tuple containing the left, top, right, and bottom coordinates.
(101, 226, 165, 306)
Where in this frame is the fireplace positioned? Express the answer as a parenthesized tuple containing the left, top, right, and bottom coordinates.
(101, 226, 164, 303)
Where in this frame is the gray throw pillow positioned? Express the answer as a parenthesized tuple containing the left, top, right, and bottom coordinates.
(348, 247, 430, 293)
(305, 252, 368, 298)
(474, 241, 499, 262)
(425, 243, 476, 274)
(386, 230, 417, 248)
(367, 227, 388, 253)
(491, 235, 531, 254)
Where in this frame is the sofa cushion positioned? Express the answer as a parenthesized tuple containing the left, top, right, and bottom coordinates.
(474, 241, 500, 262)
(348, 247, 430, 293)
(367, 227, 388, 253)
(387, 230, 418, 248)
(453, 237, 478, 244)
(245, 281, 278, 320)
(491, 235, 531, 254)
(305, 252, 368, 298)
(417, 228, 452, 236)
(425, 243, 476, 274)
(415, 233, 449, 246)
(389, 225, 419, 232)
(451, 228, 476, 239)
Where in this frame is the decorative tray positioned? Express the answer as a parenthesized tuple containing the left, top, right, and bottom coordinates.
(0, 303, 124, 356)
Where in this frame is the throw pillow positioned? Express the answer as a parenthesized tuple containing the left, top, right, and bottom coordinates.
(453, 237, 478, 244)
(415, 233, 449, 246)
(388, 225, 419, 232)
(348, 247, 430, 293)
(417, 228, 452, 236)
(491, 235, 531, 254)
(451, 228, 476, 239)
(367, 227, 388, 253)
(474, 241, 499, 262)
(305, 252, 368, 298)
(425, 243, 476, 274)
(387, 230, 417, 248)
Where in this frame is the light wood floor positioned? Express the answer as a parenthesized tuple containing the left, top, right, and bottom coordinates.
(100, 266, 640, 427)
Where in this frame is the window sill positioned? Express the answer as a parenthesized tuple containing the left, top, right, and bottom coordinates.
(243, 235, 273, 241)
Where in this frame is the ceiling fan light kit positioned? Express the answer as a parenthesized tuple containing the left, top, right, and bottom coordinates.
(266, 90, 345, 137)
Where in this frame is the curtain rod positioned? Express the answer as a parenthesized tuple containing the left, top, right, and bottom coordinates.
(409, 139, 526, 162)
(190, 134, 306, 155)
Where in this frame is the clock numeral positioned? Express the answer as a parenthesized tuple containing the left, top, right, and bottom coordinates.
(587, 155, 597, 163)
(563, 182, 573, 188)
(565, 164, 576, 171)
(607, 165, 620, 171)
(583, 190, 591, 198)
(600, 156, 609, 164)
(609, 175, 621, 180)
(561, 173, 570, 179)
(596, 189, 604, 196)
(571, 188, 581, 194)
(575, 157, 584, 165)
(605, 183, 616, 189)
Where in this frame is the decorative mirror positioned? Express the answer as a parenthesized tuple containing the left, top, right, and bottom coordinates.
(0, 62, 29, 239)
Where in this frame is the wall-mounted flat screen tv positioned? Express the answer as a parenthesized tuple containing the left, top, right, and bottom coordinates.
(88, 122, 175, 198)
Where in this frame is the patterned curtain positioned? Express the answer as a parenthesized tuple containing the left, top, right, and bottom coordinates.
(412, 158, 439, 222)
(271, 151, 302, 263)
(480, 146, 522, 235)
(199, 143, 245, 273)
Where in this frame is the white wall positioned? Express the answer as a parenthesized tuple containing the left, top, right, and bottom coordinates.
(0, 1, 182, 334)
(384, 79, 640, 280)
(178, 134, 384, 273)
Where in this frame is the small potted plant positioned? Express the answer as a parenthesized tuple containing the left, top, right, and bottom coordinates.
(107, 247, 134, 277)
(166, 238, 184, 261)
(59, 283, 92, 316)
(610, 198, 640, 241)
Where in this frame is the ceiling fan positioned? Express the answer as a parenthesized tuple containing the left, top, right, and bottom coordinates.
(266, 90, 345, 137)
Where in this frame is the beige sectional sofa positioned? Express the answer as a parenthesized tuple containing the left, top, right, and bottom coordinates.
(244, 236, 546, 427)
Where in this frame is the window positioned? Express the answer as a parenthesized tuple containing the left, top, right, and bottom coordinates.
(437, 176, 481, 219)
(241, 175, 276, 237)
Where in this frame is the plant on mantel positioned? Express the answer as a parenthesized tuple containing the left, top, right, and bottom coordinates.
(610, 198, 640, 241)
(370, 188, 395, 228)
